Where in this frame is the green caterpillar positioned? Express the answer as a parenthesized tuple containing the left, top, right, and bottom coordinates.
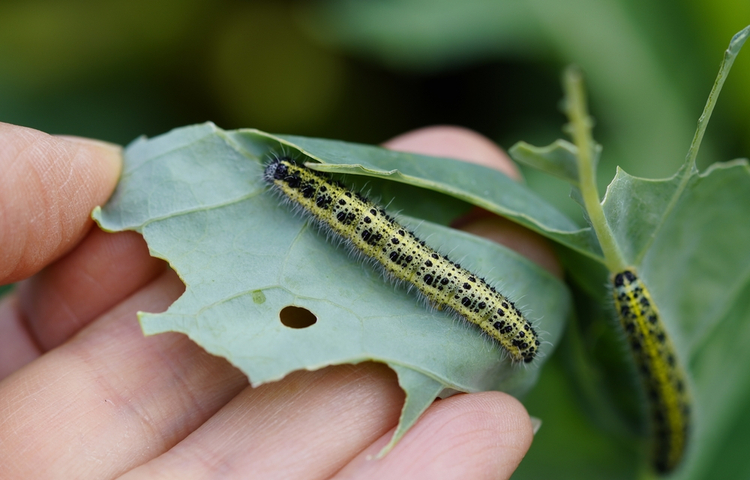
(264, 157, 540, 363)
(612, 269, 691, 474)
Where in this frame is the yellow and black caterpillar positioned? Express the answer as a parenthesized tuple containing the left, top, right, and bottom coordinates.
(612, 269, 691, 474)
(264, 157, 540, 363)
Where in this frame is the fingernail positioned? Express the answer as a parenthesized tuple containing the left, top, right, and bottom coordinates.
(530, 416, 543, 435)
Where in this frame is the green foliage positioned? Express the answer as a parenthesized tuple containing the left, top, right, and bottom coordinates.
(510, 26, 750, 479)
(3, 1, 748, 179)
(536, 157, 750, 479)
(300, 0, 750, 178)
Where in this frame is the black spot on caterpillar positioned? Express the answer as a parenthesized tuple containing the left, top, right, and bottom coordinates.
(612, 268, 690, 474)
(264, 157, 540, 363)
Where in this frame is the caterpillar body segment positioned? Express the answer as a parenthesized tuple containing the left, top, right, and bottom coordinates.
(612, 269, 691, 474)
(264, 158, 540, 363)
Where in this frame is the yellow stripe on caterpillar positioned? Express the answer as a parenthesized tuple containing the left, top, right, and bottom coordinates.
(264, 157, 540, 363)
(612, 268, 691, 474)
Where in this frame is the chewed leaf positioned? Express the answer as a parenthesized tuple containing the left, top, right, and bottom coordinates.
(93, 122, 571, 454)
(383, 364, 446, 456)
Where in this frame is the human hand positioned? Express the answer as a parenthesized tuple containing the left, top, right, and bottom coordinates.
(0, 122, 557, 479)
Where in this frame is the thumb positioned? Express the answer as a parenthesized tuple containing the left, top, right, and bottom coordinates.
(0, 123, 122, 284)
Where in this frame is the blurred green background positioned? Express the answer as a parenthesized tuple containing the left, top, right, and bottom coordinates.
(2, 1, 748, 478)
(2, 0, 748, 185)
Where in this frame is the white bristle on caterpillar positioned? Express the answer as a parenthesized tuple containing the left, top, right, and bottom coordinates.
(264, 157, 540, 363)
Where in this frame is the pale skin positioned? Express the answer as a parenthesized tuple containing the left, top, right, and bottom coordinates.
(0, 122, 559, 479)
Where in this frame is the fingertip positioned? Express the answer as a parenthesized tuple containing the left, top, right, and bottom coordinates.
(382, 125, 521, 181)
(0, 124, 123, 284)
(483, 391, 535, 451)
(440, 392, 535, 477)
(339, 391, 534, 480)
(435, 392, 535, 464)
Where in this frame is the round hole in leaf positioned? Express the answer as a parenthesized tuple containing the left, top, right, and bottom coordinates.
(279, 306, 317, 329)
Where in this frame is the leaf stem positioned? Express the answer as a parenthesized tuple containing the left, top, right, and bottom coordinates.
(632, 26, 750, 266)
(563, 67, 626, 273)
(683, 25, 750, 175)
